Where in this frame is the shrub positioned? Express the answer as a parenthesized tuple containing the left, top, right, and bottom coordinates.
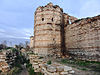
(29, 68, 35, 75)
(80, 68, 88, 71)
(47, 60, 52, 65)
(39, 56, 44, 59)
(26, 63, 32, 68)
(15, 63, 22, 68)
(61, 59, 68, 64)
(0, 70, 2, 73)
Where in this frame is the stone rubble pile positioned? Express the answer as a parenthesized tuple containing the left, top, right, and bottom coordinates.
(29, 54, 75, 75)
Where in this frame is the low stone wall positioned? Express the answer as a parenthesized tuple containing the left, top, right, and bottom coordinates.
(0, 51, 10, 72)
(29, 54, 75, 75)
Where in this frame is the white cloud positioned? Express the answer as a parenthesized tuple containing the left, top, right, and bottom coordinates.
(0, 27, 33, 39)
(0, 28, 5, 32)
(10, 28, 33, 39)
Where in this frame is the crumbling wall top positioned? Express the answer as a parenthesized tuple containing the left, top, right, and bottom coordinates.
(46, 2, 53, 7)
(72, 15, 100, 24)
(35, 2, 63, 14)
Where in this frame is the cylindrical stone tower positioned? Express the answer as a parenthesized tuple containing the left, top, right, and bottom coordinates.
(34, 3, 63, 55)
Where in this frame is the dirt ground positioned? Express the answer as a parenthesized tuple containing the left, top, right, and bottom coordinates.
(54, 58, 100, 75)
(17, 65, 29, 75)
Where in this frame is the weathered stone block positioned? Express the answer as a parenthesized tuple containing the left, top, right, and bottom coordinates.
(56, 66, 64, 71)
(64, 66, 72, 71)
(33, 65, 39, 69)
(68, 70, 75, 74)
(32, 62, 38, 65)
(60, 71, 68, 75)
(47, 65, 56, 73)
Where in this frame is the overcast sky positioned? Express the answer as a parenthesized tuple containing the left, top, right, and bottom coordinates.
(0, 0, 100, 40)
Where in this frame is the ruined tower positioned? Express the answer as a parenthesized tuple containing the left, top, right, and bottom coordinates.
(31, 3, 100, 61)
(34, 3, 64, 55)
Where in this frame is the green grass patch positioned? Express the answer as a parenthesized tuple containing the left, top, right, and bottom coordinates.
(29, 68, 35, 75)
(80, 68, 88, 71)
(60, 59, 100, 72)
(77, 67, 88, 71)
(60, 59, 100, 66)
(61, 59, 68, 64)
(26, 63, 32, 68)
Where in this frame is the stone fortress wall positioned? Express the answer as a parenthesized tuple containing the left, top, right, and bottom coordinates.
(65, 16, 100, 61)
(31, 3, 100, 61)
(34, 3, 63, 55)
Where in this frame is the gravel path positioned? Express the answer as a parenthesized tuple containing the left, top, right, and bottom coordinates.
(17, 65, 29, 75)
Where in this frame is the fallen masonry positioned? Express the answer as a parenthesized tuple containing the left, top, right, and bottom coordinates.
(29, 54, 75, 75)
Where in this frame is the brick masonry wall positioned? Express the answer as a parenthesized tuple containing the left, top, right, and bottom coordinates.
(65, 16, 100, 61)
(32, 3, 100, 61)
(34, 3, 63, 55)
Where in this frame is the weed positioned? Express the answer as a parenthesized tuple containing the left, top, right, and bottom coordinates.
(61, 59, 68, 64)
(47, 60, 52, 65)
(77, 67, 88, 71)
(39, 56, 44, 59)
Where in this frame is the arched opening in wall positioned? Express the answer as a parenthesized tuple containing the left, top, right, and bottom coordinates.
(42, 18, 44, 21)
(52, 18, 53, 22)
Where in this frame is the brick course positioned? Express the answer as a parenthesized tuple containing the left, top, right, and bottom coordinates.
(30, 3, 100, 61)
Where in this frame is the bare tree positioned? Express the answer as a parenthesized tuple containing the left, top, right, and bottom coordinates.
(25, 41, 30, 51)
(2, 40, 7, 45)
(19, 43, 24, 50)
(2, 40, 7, 49)
(19, 43, 24, 47)
(9, 42, 12, 47)
(0, 44, 4, 50)
(25, 41, 29, 48)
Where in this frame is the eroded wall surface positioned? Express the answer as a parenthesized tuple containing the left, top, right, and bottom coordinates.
(33, 3, 100, 61)
(65, 16, 100, 61)
(34, 3, 63, 55)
